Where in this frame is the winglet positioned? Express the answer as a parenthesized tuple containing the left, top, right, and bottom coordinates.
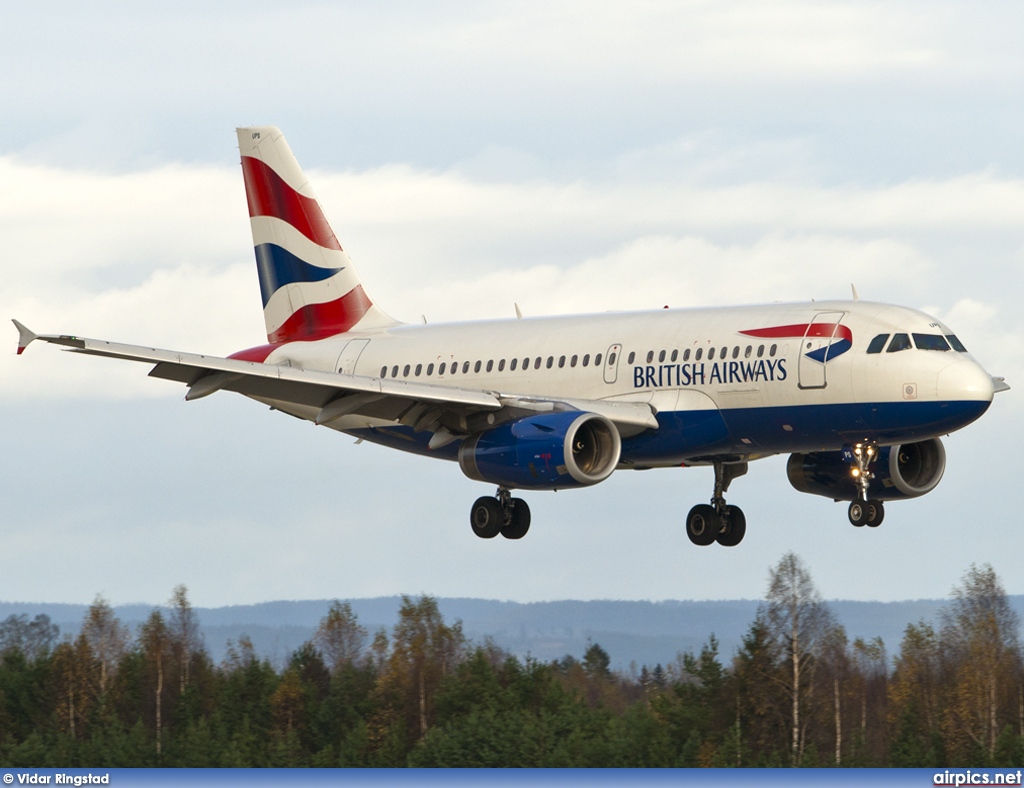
(12, 320, 37, 355)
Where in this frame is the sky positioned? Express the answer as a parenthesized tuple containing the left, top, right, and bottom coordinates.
(2, 1, 1023, 609)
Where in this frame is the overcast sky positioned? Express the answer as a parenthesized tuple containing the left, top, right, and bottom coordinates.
(2, 1, 1023, 609)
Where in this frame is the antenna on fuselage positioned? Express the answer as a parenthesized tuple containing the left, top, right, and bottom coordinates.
(851, 283, 860, 301)
(514, 303, 523, 319)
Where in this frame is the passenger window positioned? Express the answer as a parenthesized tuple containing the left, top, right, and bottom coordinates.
(472, 360, 480, 373)
(769, 344, 777, 357)
(510, 358, 517, 371)
(534, 357, 542, 370)
(683, 349, 690, 361)
(947, 334, 968, 352)
(608, 352, 617, 365)
(392, 365, 399, 378)
(558, 355, 566, 368)
(913, 333, 950, 351)
(403, 364, 410, 377)
(583, 354, 591, 367)
(627, 351, 636, 364)
(498, 359, 505, 371)
(671, 349, 678, 362)
(866, 334, 889, 354)
(732, 347, 739, 359)
(440, 362, 447, 375)
(486, 360, 493, 372)
(695, 348, 702, 361)
(887, 334, 912, 353)
(414, 364, 422, 376)
(659, 350, 666, 362)
(380, 366, 387, 378)
(757, 345, 764, 358)
(523, 357, 530, 370)
(709, 347, 716, 360)
(744, 346, 752, 359)
(720, 347, 726, 359)
(595, 353, 603, 366)
(463, 361, 470, 373)
(427, 363, 434, 375)
(546, 356, 554, 369)
(646, 350, 654, 363)
(571, 355, 578, 367)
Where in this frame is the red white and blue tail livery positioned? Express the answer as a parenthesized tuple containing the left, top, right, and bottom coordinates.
(14, 126, 1009, 546)
(239, 126, 396, 346)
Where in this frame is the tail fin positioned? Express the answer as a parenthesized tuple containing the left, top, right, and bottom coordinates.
(236, 126, 398, 344)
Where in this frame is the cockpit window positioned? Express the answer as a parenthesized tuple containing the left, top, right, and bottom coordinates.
(866, 334, 889, 354)
(913, 333, 950, 351)
(946, 334, 968, 352)
(887, 333, 912, 353)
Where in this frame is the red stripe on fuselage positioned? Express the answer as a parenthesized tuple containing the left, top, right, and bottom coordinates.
(240, 156, 342, 251)
(740, 323, 853, 342)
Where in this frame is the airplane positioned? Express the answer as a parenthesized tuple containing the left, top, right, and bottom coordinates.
(13, 126, 1009, 547)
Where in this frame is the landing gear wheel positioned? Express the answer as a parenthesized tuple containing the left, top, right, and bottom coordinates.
(501, 498, 531, 540)
(470, 497, 503, 539)
(848, 501, 867, 527)
(686, 504, 721, 546)
(865, 499, 885, 528)
(716, 505, 746, 547)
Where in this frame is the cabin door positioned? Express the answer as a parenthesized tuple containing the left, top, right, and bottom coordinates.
(603, 344, 623, 384)
(336, 339, 370, 375)
(797, 312, 845, 390)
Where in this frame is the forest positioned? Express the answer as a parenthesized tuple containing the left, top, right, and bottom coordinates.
(0, 552, 1021, 768)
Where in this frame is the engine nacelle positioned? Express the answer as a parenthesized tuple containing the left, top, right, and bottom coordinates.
(458, 411, 621, 490)
(787, 437, 946, 502)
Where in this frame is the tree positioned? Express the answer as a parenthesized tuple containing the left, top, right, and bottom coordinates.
(582, 643, 611, 680)
(168, 585, 201, 695)
(0, 614, 59, 659)
(383, 595, 465, 742)
(889, 622, 941, 766)
(763, 552, 832, 765)
(820, 624, 850, 765)
(51, 634, 96, 738)
(139, 610, 171, 759)
(314, 601, 367, 673)
(81, 595, 128, 697)
(940, 564, 1022, 763)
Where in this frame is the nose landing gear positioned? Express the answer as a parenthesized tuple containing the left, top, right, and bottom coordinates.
(686, 461, 748, 547)
(847, 442, 885, 527)
(470, 487, 531, 540)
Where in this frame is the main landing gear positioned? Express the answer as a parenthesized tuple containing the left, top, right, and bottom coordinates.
(470, 488, 531, 540)
(847, 442, 885, 528)
(686, 461, 748, 547)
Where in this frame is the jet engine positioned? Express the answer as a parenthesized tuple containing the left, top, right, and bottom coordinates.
(787, 437, 946, 501)
(459, 411, 621, 490)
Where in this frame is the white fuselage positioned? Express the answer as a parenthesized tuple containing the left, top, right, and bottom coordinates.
(249, 299, 995, 467)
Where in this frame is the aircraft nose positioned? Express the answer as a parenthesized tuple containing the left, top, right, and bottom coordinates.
(936, 358, 995, 403)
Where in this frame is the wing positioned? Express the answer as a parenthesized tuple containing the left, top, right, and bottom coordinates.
(14, 322, 657, 445)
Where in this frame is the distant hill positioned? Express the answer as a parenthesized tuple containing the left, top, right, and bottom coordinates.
(3, 596, 1022, 670)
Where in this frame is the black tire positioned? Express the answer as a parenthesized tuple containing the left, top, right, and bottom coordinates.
(686, 504, 720, 546)
(865, 499, 885, 528)
(470, 496, 503, 539)
(848, 501, 867, 527)
(501, 498, 531, 540)
(716, 505, 746, 547)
